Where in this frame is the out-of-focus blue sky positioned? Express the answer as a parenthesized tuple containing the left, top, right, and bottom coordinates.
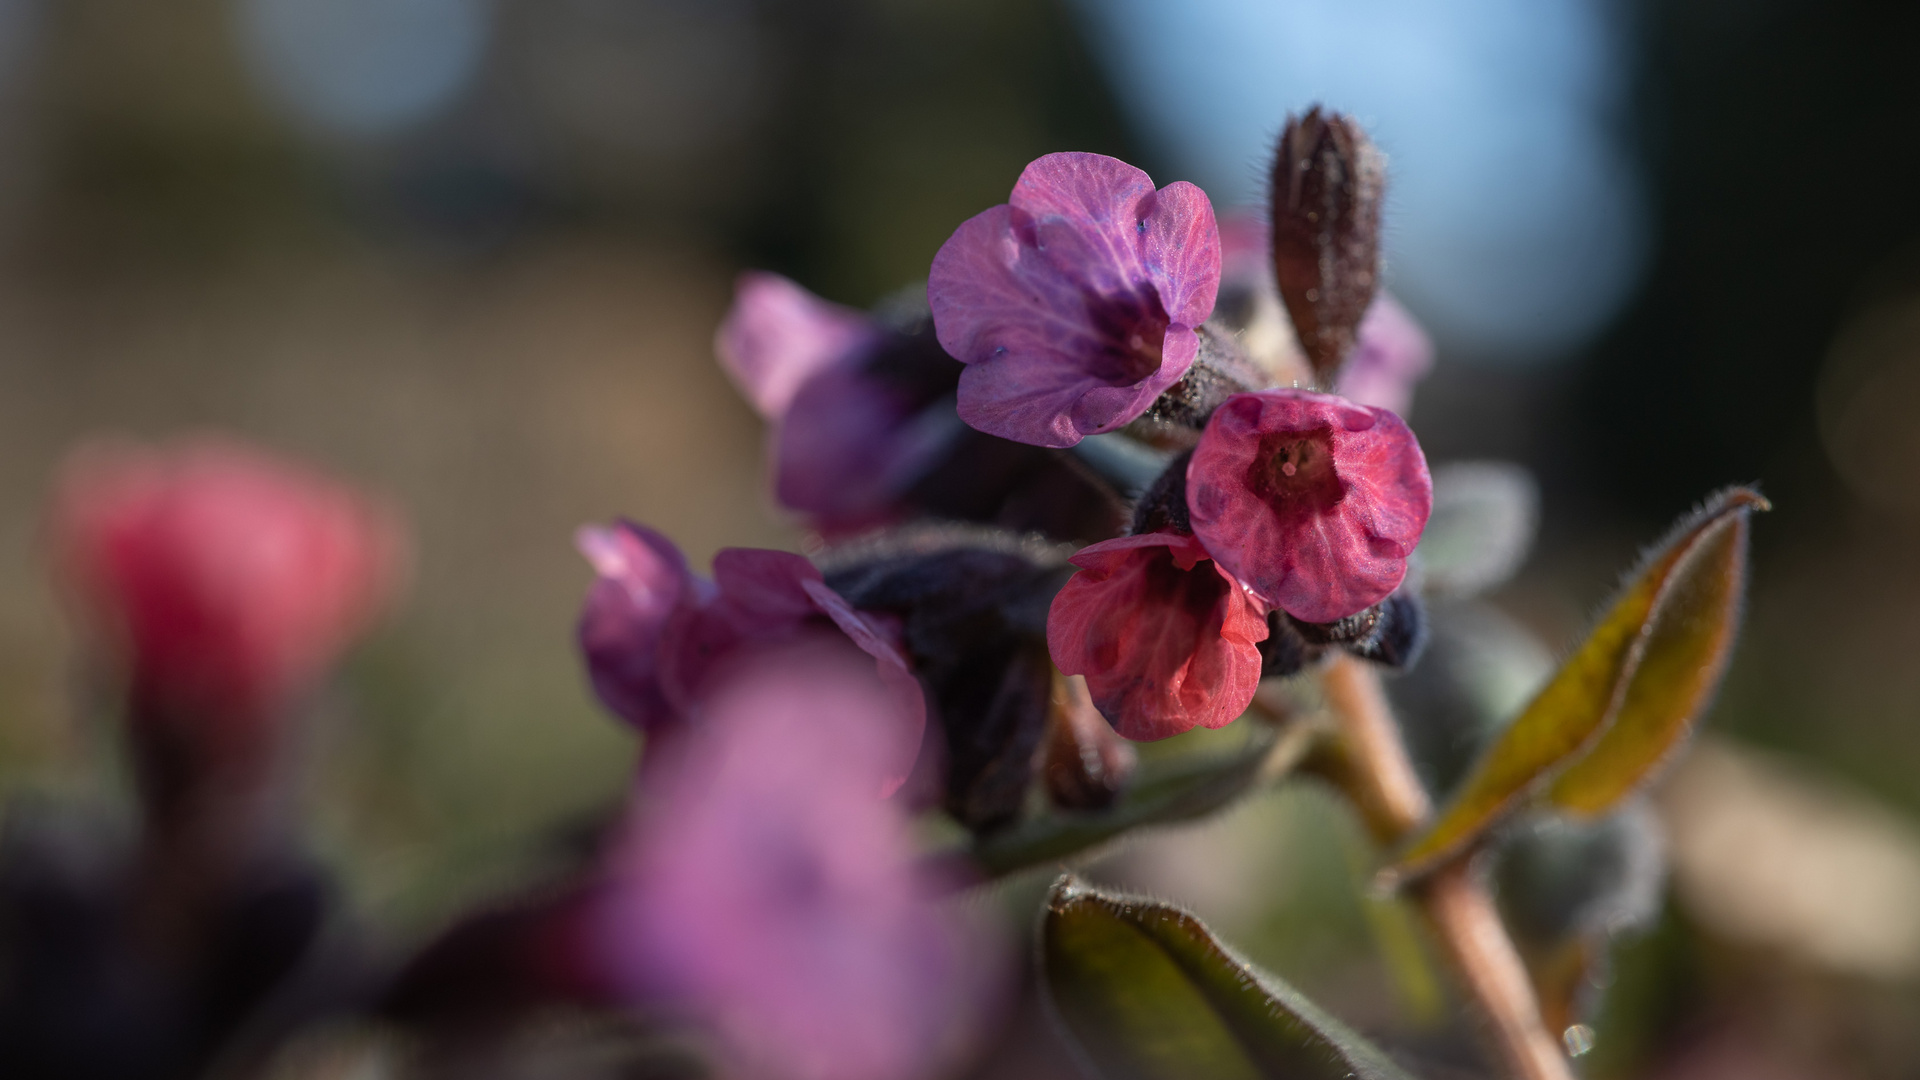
(1074, 0, 1648, 361)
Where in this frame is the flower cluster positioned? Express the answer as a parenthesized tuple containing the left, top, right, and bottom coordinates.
(917, 150, 1431, 738)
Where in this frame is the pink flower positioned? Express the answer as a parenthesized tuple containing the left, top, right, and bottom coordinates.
(716, 271, 884, 421)
(716, 272, 964, 532)
(1046, 531, 1268, 741)
(49, 438, 401, 733)
(1186, 389, 1432, 624)
(1334, 295, 1434, 417)
(575, 521, 708, 733)
(576, 527, 927, 792)
(928, 153, 1221, 448)
(595, 642, 1000, 1080)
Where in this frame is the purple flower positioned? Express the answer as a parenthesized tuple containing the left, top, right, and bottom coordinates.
(1186, 389, 1432, 624)
(772, 364, 962, 534)
(576, 520, 707, 733)
(1335, 295, 1434, 418)
(595, 642, 1000, 1080)
(928, 153, 1221, 448)
(716, 273, 964, 533)
(576, 524, 928, 793)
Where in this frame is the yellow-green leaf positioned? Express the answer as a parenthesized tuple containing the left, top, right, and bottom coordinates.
(1041, 876, 1417, 1080)
(1387, 487, 1764, 884)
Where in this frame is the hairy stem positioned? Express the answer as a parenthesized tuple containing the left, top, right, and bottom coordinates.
(1320, 654, 1575, 1080)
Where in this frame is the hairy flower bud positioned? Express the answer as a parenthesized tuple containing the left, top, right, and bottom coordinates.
(1270, 107, 1386, 383)
(824, 530, 1075, 830)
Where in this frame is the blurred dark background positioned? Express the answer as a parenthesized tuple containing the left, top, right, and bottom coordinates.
(1, 1, 1918, 1077)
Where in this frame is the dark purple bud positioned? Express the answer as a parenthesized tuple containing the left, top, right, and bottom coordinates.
(1128, 449, 1193, 536)
(824, 529, 1075, 831)
(1270, 107, 1386, 382)
(1289, 603, 1384, 647)
(1345, 591, 1428, 669)
(1257, 613, 1317, 679)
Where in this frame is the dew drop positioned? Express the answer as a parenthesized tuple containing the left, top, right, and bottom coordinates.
(1562, 1024, 1596, 1057)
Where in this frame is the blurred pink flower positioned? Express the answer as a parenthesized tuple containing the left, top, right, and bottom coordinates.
(928, 152, 1221, 448)
(716, 272, 964, 532)
(1334, 295, 1434, 417)
(1046, 531, 1268, 741)
(1186, 389, 1431, 623)
(596, 642, 1000, 1080)
(49, 438, 401, 734)
(577, 528, 926, 792)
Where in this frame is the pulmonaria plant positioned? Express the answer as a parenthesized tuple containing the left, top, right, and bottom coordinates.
(4, 107, 1765, 1080)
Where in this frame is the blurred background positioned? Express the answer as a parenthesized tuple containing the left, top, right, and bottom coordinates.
(0, 1, 1918, 1076)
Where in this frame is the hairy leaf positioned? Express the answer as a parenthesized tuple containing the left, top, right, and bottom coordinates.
(968, 727, 1293, 878)
(1388, 488, 1763, 883)
(1042, 877, 1417, 1080)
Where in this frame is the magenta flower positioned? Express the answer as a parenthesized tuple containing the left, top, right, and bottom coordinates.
(928, 152, 1221, 448)
(50, 438, 402, 735)
(1334, 295, 1434, 418)
(1046, 531, 1268, 741)
(576, 520, 708, 733)
(716, 272, 964, 532)
(595, 642, 1000, 1080)
(1186, 389, 1432, 624)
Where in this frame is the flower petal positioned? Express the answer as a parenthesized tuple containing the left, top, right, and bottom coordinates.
(716, 272, 882, 421)
(1334, 295, 1434, 417)
(577, 520, 695, 732)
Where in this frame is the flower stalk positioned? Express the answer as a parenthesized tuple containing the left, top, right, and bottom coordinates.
(1321, 654, 1576, 1080)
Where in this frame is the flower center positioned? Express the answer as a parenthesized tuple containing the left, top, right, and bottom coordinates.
(1083, 285, 1170, 387)
(1248, 429, 1345, 522)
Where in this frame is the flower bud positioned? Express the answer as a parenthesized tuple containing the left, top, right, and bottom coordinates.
(1269, 107, 1386, 383)
(824, 529, 1074, 830)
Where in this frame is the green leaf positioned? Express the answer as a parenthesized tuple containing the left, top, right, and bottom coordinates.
(969, 725, 1298, 878)
(1041, 876, 1419, 1080)
(1388, 487, 1764, 884)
